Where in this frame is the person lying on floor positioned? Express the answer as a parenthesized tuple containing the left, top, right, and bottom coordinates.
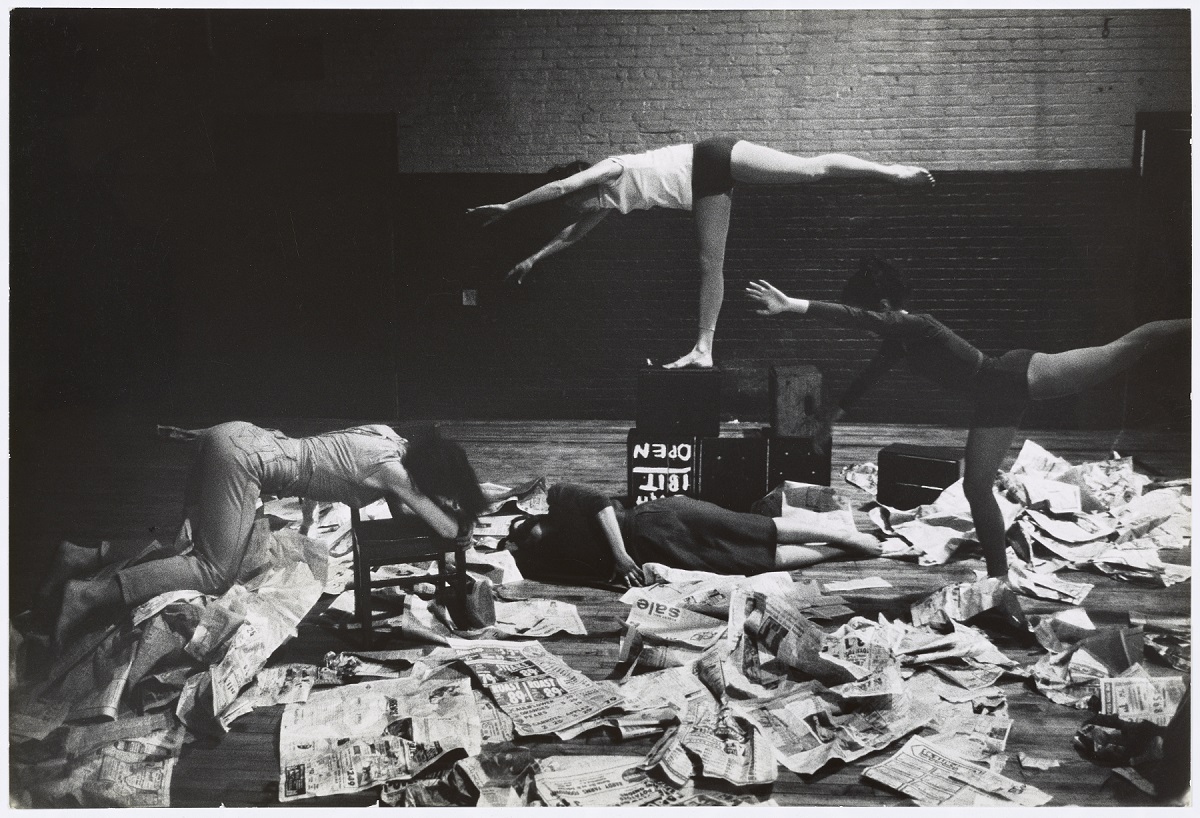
(53, 422, 487, 647)
(500, 482, 881, 588)
(746, 256, 1191, 580)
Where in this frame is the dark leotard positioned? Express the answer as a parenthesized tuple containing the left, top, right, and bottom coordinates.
(806, 301, 1035, 426)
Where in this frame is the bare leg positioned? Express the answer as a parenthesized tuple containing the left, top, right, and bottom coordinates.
(1027, 319, 1191, 400)
(963, 424, 1019, 577)
(665, 192, 732, 369)
(730, 142, 934, 187)
(775, 543, 850, 570)
(774, 509, 882, 561)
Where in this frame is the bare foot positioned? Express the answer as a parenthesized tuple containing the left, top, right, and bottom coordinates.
(841, 533, 884, 558)
(891, 165, 935, 188)
(662, 348, 713, 369)
(54, 577, 122, 648)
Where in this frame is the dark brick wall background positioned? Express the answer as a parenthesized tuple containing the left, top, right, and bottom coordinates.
(10, 9, 1191, 430)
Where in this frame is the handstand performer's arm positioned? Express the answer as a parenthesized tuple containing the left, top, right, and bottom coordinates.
(505, 210, 611, 283)
(467, 160, 622, 225)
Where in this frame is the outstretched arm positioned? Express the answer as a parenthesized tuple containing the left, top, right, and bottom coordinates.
(594, 505, 644, 587)
(505, 210, 611, 283)
(373, 462, 461, 539)
(745, 279, 812, 316)
(468, 159, 622, 225)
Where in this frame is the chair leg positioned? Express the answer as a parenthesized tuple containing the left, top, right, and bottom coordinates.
(453, 543, 468, 627)
(352, 537, 373, 649)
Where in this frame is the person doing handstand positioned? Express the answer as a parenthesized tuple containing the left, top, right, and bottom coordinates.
(469, 138, 934, 369)
(502, 482, 881, 588)
(746, 257, 1190, 578)
(54, 422, 487, 645)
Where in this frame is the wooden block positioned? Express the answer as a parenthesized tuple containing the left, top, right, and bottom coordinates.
(767, 435, 833, 488)
(697, 433, 769, 513)
(637, 367, 720, 437)
(877, 443, 964, 509)
(627, 428, 699, 505)
(770, 365, 823, 438)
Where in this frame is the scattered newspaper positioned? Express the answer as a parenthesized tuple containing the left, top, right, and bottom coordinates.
(452, 639, 622, 736)
(44, 720, 186, 807)
(1006, 563, 1093, 605)
(863, 735, 1052, 806)
(278, 677, 482, 801)
(736, 681, 937, 776)
(209, 561, 324, 720)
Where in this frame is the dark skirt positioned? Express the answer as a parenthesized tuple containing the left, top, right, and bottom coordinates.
(628, 495, 777, 575)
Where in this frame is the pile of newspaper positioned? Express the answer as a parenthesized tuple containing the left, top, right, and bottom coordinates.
(868, 440, 1191, 591)
(10, 519, 330, 808)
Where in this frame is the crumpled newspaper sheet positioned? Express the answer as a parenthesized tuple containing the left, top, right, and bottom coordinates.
(910, 576, 1026, 630)
(1031, 628, 1145, 707)
(640, 646, 779, 788)
(871, 480, 1022, 566)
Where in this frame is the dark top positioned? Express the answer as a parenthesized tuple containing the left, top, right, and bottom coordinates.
(804, 301, 986, 411)
(512, 483, 778, 581)
(517, 482, 624, 580)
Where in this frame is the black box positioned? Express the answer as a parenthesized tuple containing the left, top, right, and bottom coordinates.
(877, 443, 964, 509)
(637, 367, 720, 437)
(767, 435, 833, 488)
(698, 434, 769, 513)
(627, 429, 699, 506)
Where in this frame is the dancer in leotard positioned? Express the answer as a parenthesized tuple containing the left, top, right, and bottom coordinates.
(469, 139, 934, 369)
(746, 257, 1189, 577)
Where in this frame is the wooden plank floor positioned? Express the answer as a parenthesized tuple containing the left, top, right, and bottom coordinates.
(11, 416, 1191, 807)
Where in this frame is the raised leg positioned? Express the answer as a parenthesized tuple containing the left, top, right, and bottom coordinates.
(729, 142, 934, 187)
(664, 192, 732, 369)
(963, 424, 1019, 577)
(1027, 319, 1191, 400)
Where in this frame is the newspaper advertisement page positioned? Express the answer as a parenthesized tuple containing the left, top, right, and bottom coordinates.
(278, 677, 482, 801)
(1098, 675, 1186, 726)
(863, 735, 1052, 806)
(452, 639, 622, 736)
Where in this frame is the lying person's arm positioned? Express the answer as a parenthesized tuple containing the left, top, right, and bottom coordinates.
(549, 483, 643, 587)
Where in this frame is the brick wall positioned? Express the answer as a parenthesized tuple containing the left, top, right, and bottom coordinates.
(10, 9, 1191, 429)
(243, 9, 1190, 172)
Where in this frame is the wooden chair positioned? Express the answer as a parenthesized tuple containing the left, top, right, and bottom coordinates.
(349, 507, 467, 647)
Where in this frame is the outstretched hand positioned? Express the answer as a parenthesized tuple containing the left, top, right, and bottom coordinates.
(504, 258, 536, 285)
(745, 279, 792, 315)
(466, 203, 509, 227)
